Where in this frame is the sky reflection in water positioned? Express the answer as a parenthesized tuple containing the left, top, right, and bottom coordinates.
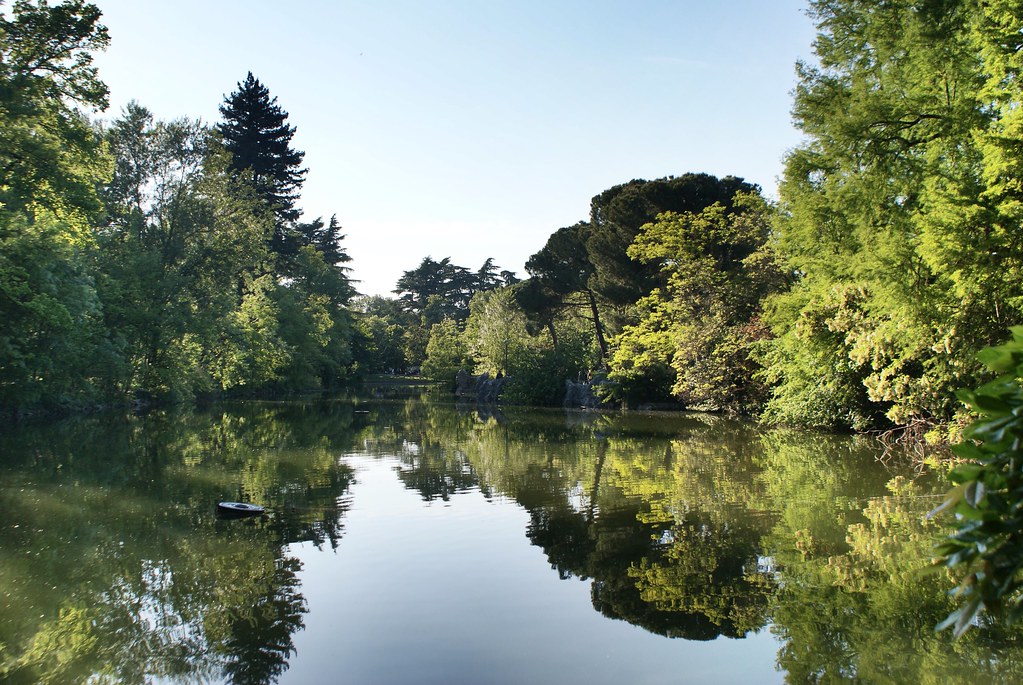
(284, 456, 780, 685)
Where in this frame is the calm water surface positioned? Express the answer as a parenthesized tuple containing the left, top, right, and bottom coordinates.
(1, 391, 1021, 684)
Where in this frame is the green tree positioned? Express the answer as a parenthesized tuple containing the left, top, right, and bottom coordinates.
(517, 222, 609, 363)
(586, 173, 758, 312)
(393, 256, 476, 323)
(0, 211, 117, 412)
(217, 72, 307, 262)
(207, 272, 289, 391)
(759, 0, 1023, 430)
(421, 318, 471, 386)
(217, 75, 359, 386)
(401, 320, 431, 370)
(607, 192, 783, 412)
(297, 213, 352, 269)
(352, 295, 411, 373)
(501, 328, 595, 406)
(98, 104, 272, 399)
(462, 279, 597, 406)
(393, 256, 507, 372)
(474, 257, 503, 292)
(463, 287, 527, 377)
(0, 0, 110, 224)
(601, 296, 677, 407)
(273, 245, 357, 389)
(757, 285, 891, 430)
(0, 0, 115, 414)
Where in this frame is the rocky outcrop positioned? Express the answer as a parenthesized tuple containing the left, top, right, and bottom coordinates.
(455, 369, 611, 408)
(563, 379, 608, 409)
(455, 370, 509, 403)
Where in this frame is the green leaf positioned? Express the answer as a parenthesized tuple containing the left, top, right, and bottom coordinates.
(955, 595, 984, 638)
(965, 481, 988, 508)
(977, 347, 1017, 373)
(949, 463, 985, 484)
(973, 394, 1012, 414)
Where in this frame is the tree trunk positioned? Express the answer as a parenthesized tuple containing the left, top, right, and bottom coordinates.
(586, 288, 608, 367)
(546, 320, 559, 349)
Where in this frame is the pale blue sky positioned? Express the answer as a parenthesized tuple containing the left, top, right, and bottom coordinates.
(91, 0, 817, 296)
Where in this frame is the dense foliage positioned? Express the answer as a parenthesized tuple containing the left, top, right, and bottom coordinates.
(934, 327, 1023, 636)
(0, 1, 357, 415)
(7, 0, 1023, 435)
(587, 174, 758, 310)
(1, 0, 112, 412)
(412, 0, 1023, 427)
(608, 192, 783, 410)
(516, 222, 608, 363)
(382, 255, 518, 372)
(757, 0, 1023, 431)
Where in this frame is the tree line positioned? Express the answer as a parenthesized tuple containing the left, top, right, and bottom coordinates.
(388, 0, 1023, 440)
(6, 0, 1023, 439)
(396, 173, 779, 409)
(0, 1, 361, 414)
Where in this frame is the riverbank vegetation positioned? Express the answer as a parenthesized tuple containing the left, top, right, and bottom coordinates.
(4, 0, 1023, 444)
(412, 0, 1023, 442)
(1, 1, 357, 415)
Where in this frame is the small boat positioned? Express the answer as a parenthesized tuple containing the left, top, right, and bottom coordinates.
(217, 501, 265, 516)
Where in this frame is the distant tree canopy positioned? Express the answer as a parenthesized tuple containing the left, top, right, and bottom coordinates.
(394, 175, 780, 408)
(393, 256, 514, 324)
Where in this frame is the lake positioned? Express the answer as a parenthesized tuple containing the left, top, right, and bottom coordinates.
(1, 390, 1021, 684)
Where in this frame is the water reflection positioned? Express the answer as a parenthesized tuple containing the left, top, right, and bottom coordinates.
(1, 395, 1022, 683)
(0, 402, 357, 684)
(365, 397, 1023, 681)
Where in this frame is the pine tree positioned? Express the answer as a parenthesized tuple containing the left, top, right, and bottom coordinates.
(586, 173, 758, 309)
(217, 72, 307, 258)
(297, 214, 352, 268)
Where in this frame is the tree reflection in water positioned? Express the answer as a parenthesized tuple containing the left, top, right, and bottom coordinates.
(3, 395, 1023, 683)
(219, 556, 305, 685)
(376, 398, 1023, 682)
(385, 402, 775, 640)
(0, 402, 357, 684)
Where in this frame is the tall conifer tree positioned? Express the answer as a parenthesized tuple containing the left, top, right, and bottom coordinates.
(217, 72, 307, 258)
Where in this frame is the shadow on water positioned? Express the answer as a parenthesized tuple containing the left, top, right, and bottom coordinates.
(1, 392, 1022, 683)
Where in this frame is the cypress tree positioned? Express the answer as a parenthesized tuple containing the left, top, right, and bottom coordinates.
(217, 72, 307, 258)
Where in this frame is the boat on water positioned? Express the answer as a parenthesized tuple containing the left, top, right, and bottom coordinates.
(217, 501, 265, 516)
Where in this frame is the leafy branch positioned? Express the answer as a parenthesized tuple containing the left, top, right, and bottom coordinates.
(932, 326, 1023, 636)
